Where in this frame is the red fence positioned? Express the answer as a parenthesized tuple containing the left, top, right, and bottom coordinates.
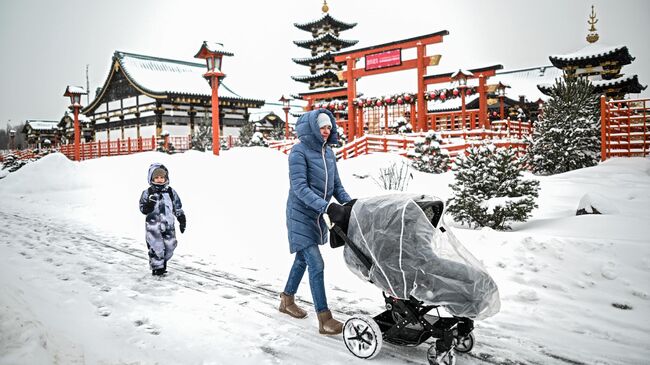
(58, 136, 191, 161)
(601, 96, 649, 160)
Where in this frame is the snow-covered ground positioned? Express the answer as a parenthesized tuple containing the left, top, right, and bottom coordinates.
(0, 149, 649, 365)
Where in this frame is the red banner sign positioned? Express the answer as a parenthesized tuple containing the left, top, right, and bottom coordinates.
(365, 49, 402, 71)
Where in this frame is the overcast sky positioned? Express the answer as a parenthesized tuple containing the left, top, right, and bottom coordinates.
(1, 0, 648, 129)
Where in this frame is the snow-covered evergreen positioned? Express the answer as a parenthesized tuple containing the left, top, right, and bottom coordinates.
(250, 131, 269, 147)
(447, 143, 540, 230)
(191, 118, 212, 152)
(528, 77, 600, 175)
(237, 122, 255, 146)
(409, 130, 450, 174)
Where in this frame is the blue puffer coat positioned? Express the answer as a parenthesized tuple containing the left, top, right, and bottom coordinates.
(286, 109, 351, 253)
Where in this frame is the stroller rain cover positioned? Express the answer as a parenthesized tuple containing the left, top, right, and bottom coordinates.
(343, 194, 500, 320)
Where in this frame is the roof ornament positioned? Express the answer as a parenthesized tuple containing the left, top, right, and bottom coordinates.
(322, 0, 329, 13)
(586, 5, 599, 44)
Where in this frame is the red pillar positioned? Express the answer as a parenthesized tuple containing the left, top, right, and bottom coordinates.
(346, 57, 357, 141)
(600, 95, 607, 161)
(73, 106, 80, 161)
(211, 76, 221, 155)
(416, 42, 426, 132)
(461, 90, 467, 129)
(283, 107, 290, 139)
(478, 75, 487, 129)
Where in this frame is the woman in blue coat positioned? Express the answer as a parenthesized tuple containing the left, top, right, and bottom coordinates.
(279, 109, 352, 335)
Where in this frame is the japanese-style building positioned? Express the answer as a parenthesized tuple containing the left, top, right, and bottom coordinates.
(538, 6, 646, 100)
(291, 1, 357, 96)
(253, 112, 285, 135)
(58, 111, 93, 144)
(83, 49, 265, 141)
(22, 120, 60, 148)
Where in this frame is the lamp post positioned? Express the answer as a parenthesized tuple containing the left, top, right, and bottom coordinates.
(9, 129, 16, 150)
(496, 82, 510, 120)
(194, 41, 233, 156)
(279, 95, 292, 139)
(63, 86, 87, 161)
(451, 69, 473, 129)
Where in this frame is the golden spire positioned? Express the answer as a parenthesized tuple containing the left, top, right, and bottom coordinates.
(322, 0, 329, 13)
(586, 5, 599, 44)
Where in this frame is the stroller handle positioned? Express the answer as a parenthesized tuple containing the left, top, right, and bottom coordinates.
(323, 213, 334, 229)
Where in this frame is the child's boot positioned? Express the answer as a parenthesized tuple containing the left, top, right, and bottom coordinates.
(317, 310, 343, 335)
(279, 293, 307, 318)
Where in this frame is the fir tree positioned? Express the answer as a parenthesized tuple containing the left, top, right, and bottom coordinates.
(528, 77, 600, 175)
(238, 121, 255, 146)
(409, 130, 450, 174)
(447, 143, 540, 230)
(250, 131, 269, 147)
(269, 124, 285, 141)
(191, 117, 212, 151)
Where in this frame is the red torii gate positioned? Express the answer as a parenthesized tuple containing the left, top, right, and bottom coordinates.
(333, 31, 448, 139)
(424, 64, 503, 130)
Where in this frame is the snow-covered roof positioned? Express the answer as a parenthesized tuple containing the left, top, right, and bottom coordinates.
(64, 86, 87, 95)
(550, 43, 628, 62)
(196, 41, 234, 57)
(291, 70, 341, 83)
(491, 66, 563, 102)
(293, 33, 358, 49)
(292, 52, 336, 65)
(294, 13, 357, 32)
(25, 120, 58, 131)
(116, 51, 258, 101)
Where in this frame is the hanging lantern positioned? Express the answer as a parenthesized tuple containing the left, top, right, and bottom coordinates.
(397, 97, 404, 105)
(429, 92, 437, 99)
(384, 97, 392, 104)
(404, 94, 412, 102)
(453, 89, 459, 97)
(376, 100, 383, 107)
(439, 92, 447, 101)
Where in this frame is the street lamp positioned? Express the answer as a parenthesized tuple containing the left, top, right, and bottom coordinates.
(63, 85, 87, 161)
(451, 69, 473, 129)
(279, 95, 292, 139)
(9, 129, 16, 150)
(194, 41, 234, 156)
(496, 82, 510, 120)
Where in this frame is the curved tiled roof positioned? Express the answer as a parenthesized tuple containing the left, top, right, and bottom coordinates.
(294, 33, 358, 49)
(291, 70, 341, 83)
(549, 44, 634, 68)
(292, 52, 337, 66)
(294, 13, 357, 32)
(84, 51, 264, 113)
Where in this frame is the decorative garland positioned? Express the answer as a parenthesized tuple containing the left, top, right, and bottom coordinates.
(314, 88, 478, 111)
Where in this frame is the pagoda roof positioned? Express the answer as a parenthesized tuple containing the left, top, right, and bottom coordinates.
(294, 13, 357, 32)
(84, 51, 264, 113)
(549, 44, 634, 68)
(538, 74, 646, 96)
(294, 33, 358, 49)
(292, 52, 337, 66)
(292, 70, 341, 83)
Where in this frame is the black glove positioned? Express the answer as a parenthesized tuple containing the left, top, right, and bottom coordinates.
(177, 214, 186, 233)
(326, 203, 348, 228)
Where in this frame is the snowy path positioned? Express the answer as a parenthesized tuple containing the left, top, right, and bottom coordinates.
(0, 209, 590, 365)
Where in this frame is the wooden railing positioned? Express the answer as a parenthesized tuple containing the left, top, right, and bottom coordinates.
(601, 96, 649, 160)
(58, 136, 191, 161)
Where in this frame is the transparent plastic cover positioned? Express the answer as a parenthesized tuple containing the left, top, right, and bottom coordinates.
(343, 194, 500, 320)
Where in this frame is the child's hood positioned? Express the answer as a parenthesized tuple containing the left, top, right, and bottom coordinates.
(147, 163, 170, 186)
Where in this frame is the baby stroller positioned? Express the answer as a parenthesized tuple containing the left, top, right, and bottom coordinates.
(325, 194, 500, 365)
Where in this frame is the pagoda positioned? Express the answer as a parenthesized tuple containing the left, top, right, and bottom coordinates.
(291, 1, 357, 94)
(538, 6, 646, 100)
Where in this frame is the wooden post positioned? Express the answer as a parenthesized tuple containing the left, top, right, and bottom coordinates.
(117, 138, 121, 155)
(384, 104, 389, 134)
(600, 95, 607, 161)
(416, 42, 426, 132)
(383, 137, 388, 152)
(151, 136, 155, 151)
(346, 57, 357, 141)
(478, 74, 487, 129)
(357, 106, 364, 137)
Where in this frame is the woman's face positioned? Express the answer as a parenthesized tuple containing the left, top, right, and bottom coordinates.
(320, 125, 331, 140)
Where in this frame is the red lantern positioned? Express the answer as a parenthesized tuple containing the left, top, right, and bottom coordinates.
(384, 97, 392, 104)
(404, 94, 412, 102)
(492, 111, 498, 116)
(439, 92, 447, 101)
(397, 97, 404, 105)
(453, 89, 459, 96)
(466, 89, 473, 96)
(376, 100, 383, 107)
(429, 92, 436, 99)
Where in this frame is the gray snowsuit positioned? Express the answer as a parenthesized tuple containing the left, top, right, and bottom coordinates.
(139, 163, 184, 270)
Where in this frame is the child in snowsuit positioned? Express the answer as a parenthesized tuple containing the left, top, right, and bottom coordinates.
(139, 163, 186, 276)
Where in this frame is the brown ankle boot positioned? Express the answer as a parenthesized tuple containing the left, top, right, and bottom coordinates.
(317, 310, 343, 335)
(279, 293, 307, 319)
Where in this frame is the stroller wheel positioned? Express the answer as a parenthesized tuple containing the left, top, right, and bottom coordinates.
(343, 316, 383, 359)
(427, 344, 457, 365)
(454, 332, 474, 353)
